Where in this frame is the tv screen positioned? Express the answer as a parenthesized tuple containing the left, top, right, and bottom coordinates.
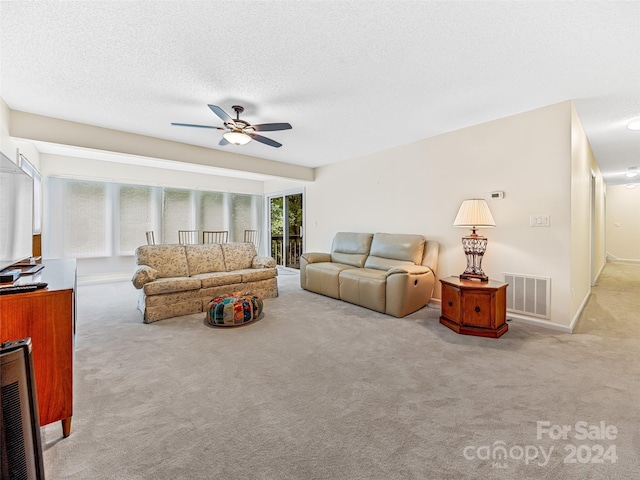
(0, 152, 33, 272)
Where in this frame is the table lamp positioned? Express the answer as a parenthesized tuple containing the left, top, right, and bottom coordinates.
(453, 198, 496, 282)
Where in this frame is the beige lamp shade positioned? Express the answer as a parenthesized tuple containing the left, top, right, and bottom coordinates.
(453, 199, 496, 228)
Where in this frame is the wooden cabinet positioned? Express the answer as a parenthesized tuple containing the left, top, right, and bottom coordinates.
(0, 259, 76, 437)
(439, 276, 508, 338)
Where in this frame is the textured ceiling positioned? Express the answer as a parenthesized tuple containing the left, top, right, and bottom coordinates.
(1, 1, 639, 185)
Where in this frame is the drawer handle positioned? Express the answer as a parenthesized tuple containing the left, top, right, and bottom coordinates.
(448, 301, 453, 307)
(475, 306, 481, 313)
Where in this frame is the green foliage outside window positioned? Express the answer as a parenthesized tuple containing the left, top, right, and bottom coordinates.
(270, 194, 302, 236)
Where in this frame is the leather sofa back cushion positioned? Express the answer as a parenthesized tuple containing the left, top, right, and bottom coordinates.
(330, 232, 374, 268)
(136, 245, 189, 278)
(222, 243, 257, 271)
(185, 244, 226, 275)
(365, 233, 426, 269)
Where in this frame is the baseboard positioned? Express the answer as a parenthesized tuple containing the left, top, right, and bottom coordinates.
(77, 273, 131, 285)
(507, 313, 573, 333)
(605, 253, 640, 264)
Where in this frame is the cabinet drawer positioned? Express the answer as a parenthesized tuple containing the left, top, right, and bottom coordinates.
(441, 284, 461, 321)
(462, 292, 493, 327)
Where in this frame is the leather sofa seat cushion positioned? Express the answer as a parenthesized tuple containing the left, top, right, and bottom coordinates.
(136, 244, 189, 278)
(222, 243, 257, 271)
(192, 272, 243, 288)
(143, 277, 201, 296)
(339, 268, 387, 313)
(330, 232, 374, 268)
(305, 262, 358, 299)
(185, 244, 226, 275)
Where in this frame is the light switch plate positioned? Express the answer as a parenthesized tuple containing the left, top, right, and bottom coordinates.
(530, 215, 550, 227)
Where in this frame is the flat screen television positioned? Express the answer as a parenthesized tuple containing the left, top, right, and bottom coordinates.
(0, 151, 33, 272)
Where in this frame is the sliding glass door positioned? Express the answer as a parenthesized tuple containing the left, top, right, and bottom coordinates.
(269, 192, 303, 269)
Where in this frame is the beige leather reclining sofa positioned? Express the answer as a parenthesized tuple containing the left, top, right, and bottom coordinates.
(300, 232, 439, 317)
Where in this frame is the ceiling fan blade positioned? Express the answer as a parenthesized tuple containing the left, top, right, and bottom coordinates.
(219, 137, 229, 146)
(251, 122, 292, 132)
(171, 122, 224, 130)
(208, 104, 234, 124)
(248, 133, 282, 148)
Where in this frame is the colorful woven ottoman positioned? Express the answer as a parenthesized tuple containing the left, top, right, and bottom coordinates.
(206, 293, 264, 327)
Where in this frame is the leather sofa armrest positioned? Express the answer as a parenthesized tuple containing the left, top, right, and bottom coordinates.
(300, 252, 331, 264)
(386, 265, 432, 277)
(299, 252, 331, 290)
(252, 256, 277, 269)
(132, 264, 159, 289)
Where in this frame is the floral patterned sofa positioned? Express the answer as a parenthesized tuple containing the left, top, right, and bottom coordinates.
(132, 243, 278, 323)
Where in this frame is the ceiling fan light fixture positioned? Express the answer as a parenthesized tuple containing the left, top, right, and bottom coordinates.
(223, 130, 251, 145)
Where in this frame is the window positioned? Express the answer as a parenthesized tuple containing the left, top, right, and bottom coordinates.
(162, 189, 194, 244)
(119, 185, 154, 255)
(19, 154, 42, 234)
(47, 178, 263, 260)
(200, 191, 227, 232)
(48, 178, 109, 258)
(230, 193, 261, 242)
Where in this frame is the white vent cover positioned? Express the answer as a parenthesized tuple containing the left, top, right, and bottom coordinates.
(503, 273, 551, 319)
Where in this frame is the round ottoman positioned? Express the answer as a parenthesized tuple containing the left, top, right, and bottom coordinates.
(206, 293, 263, 327)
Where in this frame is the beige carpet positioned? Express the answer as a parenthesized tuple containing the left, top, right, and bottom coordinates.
(41, 263, 640, 479)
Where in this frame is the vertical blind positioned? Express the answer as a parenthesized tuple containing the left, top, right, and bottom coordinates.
(47, 177, 262, 258)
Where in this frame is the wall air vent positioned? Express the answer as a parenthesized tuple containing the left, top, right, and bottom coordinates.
(503, 273, 551, 319)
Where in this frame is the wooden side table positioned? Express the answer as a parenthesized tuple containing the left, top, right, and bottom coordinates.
(439, 276, 508, 338)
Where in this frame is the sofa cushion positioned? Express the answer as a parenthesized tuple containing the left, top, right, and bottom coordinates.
(142, 277, 201, 296)
(238, 268, 277, 283)
(364, 256, 417, 272)
(185, 244, 226, 275)
(330, 232, 374, 268)
(339, 268, 387, 313)
(305, 262, 357, 299)
(221, 242, 257, 271)
(136, 244, 189, 278)
(192, 272, 243, 288)
(364, 233, 425, 270)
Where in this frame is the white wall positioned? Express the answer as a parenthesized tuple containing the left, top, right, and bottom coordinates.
(606, 185, 640, 262)
(300, 101, 594, 328)
(570, 104, 607, 324)
(39, 153, 266, 195)
(0, 98, 40, 168)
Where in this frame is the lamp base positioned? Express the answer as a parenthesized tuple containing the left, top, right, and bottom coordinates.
(459, 273, 489, 282)
(459, 234, 490, 282)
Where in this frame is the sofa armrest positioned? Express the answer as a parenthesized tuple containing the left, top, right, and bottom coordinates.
(385, 265, 436, 317)
(300, 252, 331, 264)
(252, 255, 277, 269)
(132, 264, 159, 289)
(299, 252, 332, 290)
(386, 265, 432, 277)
